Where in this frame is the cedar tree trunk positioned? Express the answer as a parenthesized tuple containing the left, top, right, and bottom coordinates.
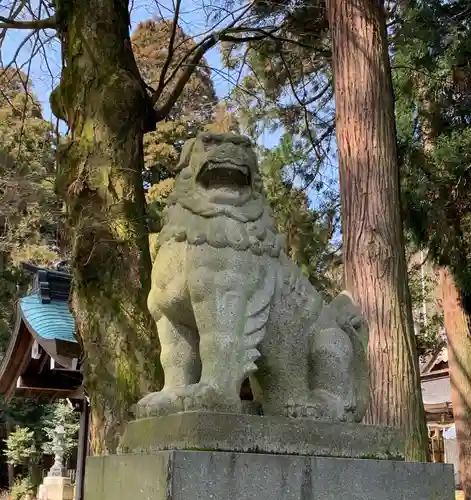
(325, 0, 429, 460)
(51, 0, 162, 454)
(440, 269, 471, 498)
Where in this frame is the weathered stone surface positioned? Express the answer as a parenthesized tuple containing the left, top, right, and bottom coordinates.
(84, 450, 455, 500)
(139, 132, 369, 423)
(38, 476, 74, 500)
(119, 412, 404, 460)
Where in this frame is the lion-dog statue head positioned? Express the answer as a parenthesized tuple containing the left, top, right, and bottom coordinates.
(157, 132, 286, 258)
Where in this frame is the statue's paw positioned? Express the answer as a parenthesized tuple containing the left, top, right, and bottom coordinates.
(182, 382, 242, 414)
(283, 399, 328, 419)
(284, 391, 357, 423)
(134, 387, 192, 418)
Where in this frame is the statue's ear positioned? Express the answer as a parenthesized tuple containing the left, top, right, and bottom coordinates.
(171, 138, 196, 174)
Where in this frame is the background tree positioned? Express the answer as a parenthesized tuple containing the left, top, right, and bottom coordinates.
(406, 249, 444, 359)
(41, 402, 80, 460)
(325, 0, 428, 460)
(132, 19, 217, 185)
(2, 399, 79, 496)
(393, 0, 471, 490)
(5, 427, 38, 499)
(0, 69, 61, 352)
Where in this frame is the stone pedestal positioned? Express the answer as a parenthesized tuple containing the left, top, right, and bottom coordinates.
(37, 476, 74, 500)
(118, 412, 404, 459)
(85, 450, 454, 500)
(84, 413, 455, 499)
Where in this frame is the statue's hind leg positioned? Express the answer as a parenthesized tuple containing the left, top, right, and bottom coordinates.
(308, 326, 363, 422)
(307, 291, 369, 422)
(251, 328, 313, 418)
(253, 325, 364, 422)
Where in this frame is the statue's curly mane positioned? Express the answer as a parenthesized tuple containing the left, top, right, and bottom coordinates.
(158, 202, 286, 258)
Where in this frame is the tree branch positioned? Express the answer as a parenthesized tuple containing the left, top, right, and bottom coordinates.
(153, 33, 218, 118)
(153, 0, 182, 103)
(0, 15, 57, 30)
(152, 26, 280, 118)
(150, 15, 321, 123)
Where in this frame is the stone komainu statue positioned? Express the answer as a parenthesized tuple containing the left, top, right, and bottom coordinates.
(138, 132, 369, 422)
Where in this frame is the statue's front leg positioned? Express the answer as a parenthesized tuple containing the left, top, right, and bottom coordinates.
(158, 316, 200, 390)
(187, 273, 246, 412)
(185, 247, 264, 413)
(136, 317, 200, 418)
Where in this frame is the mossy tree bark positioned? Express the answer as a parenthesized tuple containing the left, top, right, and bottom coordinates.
(440, 269, 471, 498)
(52, 0, 162, 454)
(325, 0, 429, 460)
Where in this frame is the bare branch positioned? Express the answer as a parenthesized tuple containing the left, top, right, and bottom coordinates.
(154, 32, 217, 117)
(278, 48, 328, 161)
(151, 0, 256, 107)
(0, 15, 57, 30)
(153, 0, 183, 103)
(3, 29, 35, 71)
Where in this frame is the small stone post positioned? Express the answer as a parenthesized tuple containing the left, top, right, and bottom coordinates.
(38, 424, 74, 500)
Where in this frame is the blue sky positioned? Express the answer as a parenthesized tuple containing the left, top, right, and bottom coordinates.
(1, 0, 276, 141)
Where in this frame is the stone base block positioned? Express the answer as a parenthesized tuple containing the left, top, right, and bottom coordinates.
(38, 476, 74, 500)
(84, 450, 455, 500)
(119, 412, 404, 460)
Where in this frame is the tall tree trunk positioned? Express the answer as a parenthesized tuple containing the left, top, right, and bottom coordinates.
(52, 0, 162, 454)
(325, 0, 428, 460)
(440, 269, 471, 498)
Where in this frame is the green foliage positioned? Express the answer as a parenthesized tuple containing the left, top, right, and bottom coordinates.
(146, 178, 175, 234)
(393, 0, 471, 299)
(0, 397, 48, 432)
(4, 428, 37, 468)
(260, 136, 342, 298)
(406, 253, 444, 358)
(0, 69, 63, 353)
(2, 400, 79, 493)
(10, 477, 34, 500)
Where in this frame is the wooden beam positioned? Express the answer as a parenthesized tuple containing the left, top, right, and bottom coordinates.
(38, 352, 48, 374)
(421, 369, 450, 381)
(5, 333, 33, 401)
(0, 317, 33, 399)
(19, 372, 81, 391)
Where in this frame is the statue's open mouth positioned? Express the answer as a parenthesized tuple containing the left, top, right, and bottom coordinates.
(197, 161, 251, 189)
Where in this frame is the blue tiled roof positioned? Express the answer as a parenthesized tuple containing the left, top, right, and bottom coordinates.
(19, 295, 77, 344)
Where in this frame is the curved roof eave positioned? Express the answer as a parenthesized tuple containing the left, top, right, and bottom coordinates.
(19, 295, 80, 366)
(0, 295, 81, 400)
(0, 301, 33, 397)
(19, 295, 77, 344)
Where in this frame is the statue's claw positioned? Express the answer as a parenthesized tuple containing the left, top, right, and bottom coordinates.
(134, 387, 192, 418)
